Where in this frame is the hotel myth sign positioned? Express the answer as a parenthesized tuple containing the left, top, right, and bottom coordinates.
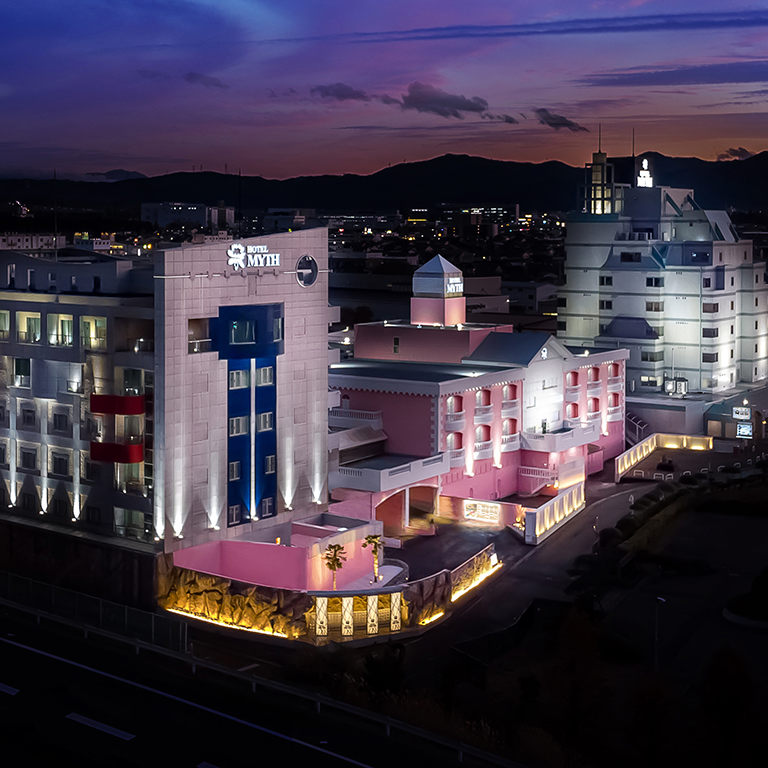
(227, 243, 280, 270)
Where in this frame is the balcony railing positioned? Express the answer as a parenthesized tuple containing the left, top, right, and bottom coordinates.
(129, 338, 154, 353)
(48, 333, 74, 347)
(586, 379, 601, 390)
(474, 405, 494, 424)
(17, 330, 41, 344)
(188, 338, 212, 354)
(501, 433, 520, 452)
(607, 376, 623, 386)
(587, 411, 601, 421)
(473, 440, 493, 460)
(445, 411, 466, 431)
(81, 336, 107, 351)
(0, 329, 9, 341)
(500, 399, 520, 417)
(330, 453, 449, 493)
(449, 448, 465, 467)
(13, 375, 30, 388)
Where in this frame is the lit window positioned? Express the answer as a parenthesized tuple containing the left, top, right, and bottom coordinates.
(273, 317, 284, 342)
(265, 455, 276, 474)
(228, 461, 240, 481)
(261, 497, 274, 517)
(228, 505, 241, 525)
(231, 320, 255, 345)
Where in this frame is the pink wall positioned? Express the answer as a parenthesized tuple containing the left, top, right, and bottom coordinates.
(441, 451, 521, 501)
(329, 493, 376, 521)
(410, 296, 466, 326)
(354, 324, 512, 364)
(339, 388, 434, 456)
(307, 535, 373, 591)
(174, 539, 309, 591)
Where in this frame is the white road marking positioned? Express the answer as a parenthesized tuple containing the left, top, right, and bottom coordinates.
(0, 682, 19, 695)
(237, 662, 260, 671)
(0, 638, 373, 768)
(66, 713, 135, 740)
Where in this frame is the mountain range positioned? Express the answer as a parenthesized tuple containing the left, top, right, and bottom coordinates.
(1, 152, 767, 215)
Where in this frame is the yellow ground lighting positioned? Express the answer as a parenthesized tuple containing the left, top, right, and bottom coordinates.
(165, 607, 288, 638)
(450, 562, 503, 603)
(419, 610, 445, 626)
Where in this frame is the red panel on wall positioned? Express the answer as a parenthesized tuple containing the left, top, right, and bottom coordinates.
(90, 441, 144, 463)
(90, 394, 146, 415)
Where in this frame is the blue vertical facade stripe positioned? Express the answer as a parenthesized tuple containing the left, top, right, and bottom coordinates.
(212, 303, 284, 527)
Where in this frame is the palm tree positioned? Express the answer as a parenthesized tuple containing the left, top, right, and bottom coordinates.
(362, 534, 383, 581)
(324, 543, 347, 591)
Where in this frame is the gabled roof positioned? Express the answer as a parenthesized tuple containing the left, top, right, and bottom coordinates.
(414, 254, 461, 276)
(462, 331, 565, 367)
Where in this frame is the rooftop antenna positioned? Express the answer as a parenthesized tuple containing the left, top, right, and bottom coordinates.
(53, 169, 58, 262)
(598, 123, 602, 153)
(632, 128, 636, 187)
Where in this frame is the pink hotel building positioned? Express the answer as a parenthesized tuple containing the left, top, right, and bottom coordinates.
(329, 256, 629, 542)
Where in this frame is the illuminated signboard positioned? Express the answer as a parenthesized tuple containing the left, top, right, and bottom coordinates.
(463, 500, 501, 524)
(446, 276, 463, 294)
(732, 407, 751, 420)
(736, 422, 753, 438)
(227, 243, 280, 270)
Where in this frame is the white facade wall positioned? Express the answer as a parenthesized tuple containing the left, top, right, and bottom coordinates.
(156, 229, 329, 552)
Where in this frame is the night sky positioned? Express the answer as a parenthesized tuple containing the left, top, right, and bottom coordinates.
(3, 1, 768, 179)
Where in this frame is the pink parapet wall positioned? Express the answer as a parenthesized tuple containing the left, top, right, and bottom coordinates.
(174, 539, 309, 591)
(173, 535, 376, 592)
(410, 296, 466, 326)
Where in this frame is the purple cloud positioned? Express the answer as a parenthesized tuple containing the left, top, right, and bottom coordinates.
(184, 71, 229, 89)
(580, 60, 768, 87)
(310, 83, 371, 101)
(533, 108, 588, 132)
(717, 147, 755, 161)
(396, 82, 488, 119)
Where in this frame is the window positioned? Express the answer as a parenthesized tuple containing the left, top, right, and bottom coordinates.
(703, 278, 711, 288)
(16, 311, 41, 343)
(14, 358, 30, 387)
(47, 313, 74, 347)
(557, 297, 566, 308)
(229, 416, 249, 436)
(641, 350, 664, 362)
(393, 336, 400, 353)
(702, 303, 719, 313)
(228, 505, 241, 525)
(756, 298, 759, 307)
(646, 277, 664, 287)
(21, 408, 35, 427)
(273, 317, 284, 342)
(228, 461, 240, 481)
(756, 321, 759, 330)
(640, 376, 658, 387)
(52, 412, 68, 432)
(20, 449, 36, 470)
(731, 277, 734, 286)
(599, 276, 613, 286)
(261, 497, 274, 517)
(731, 301, 734, 310)
(80, 316, 107, 350)
(702, 352, 718, 363)
(229, 369, 249, 389)
(651, 325, 664, 337)
(703, 328, 719, 338)
(756, 344, 759, 353)
(85, 460, 100, 482)
(599, 300, 613, 310)
(265, 455, 276, 474)
(0, 444, 6, 465)
(230, 320, 255, 344)
(731, 325, 734, 335)
(52, 454, 68, 476)
(257, 412, 273, 432)
(646, 301, 663, 312)
(256, 366, 274, 386)
(620, 252, 641, 263)
(731, 349, 734, 359)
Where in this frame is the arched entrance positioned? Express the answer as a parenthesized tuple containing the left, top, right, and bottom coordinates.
(374, 484, 439, 535)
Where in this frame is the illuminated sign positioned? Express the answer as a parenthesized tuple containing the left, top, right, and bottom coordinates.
(227, 243, 280, 270)
(637, 157, 653, 188)
(732, 406, 751, 420)
(446, 276, 463, 294)
(736, 422, 753, 438)
(540, 347, 548, 360)
(463, 500, 501, 524)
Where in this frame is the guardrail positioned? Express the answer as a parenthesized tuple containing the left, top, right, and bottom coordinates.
(614, 433, 713, 482)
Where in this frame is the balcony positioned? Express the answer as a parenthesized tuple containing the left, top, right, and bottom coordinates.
(587, 411, 601, 421)
(17, 330, 41, 344)
(501, 433, 520, 452)
(90, 436, 144, 464)
(522, 421, 598, 453)
(473, 439, 493, 460)
(607, 405, 623, 422)
(0, 330, 8, 341)
(329, 407, 383, 430)
(586, 379, 602, 392)
(445, 411, 466, 432)
(607, 376, 623, 392)
(500, 399, 520, 418)
(90, 394, 146, 416)
(474, 405, 494, 425)
(81, 336, 107, 351)
(188, 338, 212, 354)
(450, 447, 465, 468)
(330, 452, 449, 493)
(564, 385, 580, 402)
(48, 333, 74, 348)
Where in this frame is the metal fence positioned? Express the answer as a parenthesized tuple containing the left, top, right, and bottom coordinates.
(0, 570, 187, 653)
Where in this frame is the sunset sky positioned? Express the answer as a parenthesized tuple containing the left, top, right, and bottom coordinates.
(2, 1, 768, 179)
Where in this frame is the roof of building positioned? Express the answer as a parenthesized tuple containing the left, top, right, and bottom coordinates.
(330, 359, 502, 384)
(462, 331, 555, 367)
(414, 254, 461, 276)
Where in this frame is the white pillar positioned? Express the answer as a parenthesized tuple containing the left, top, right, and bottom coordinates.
(341, 596, 354, 636)
(366, 594, 378, 634)
(315, 596, 328, 636)
(403, 487, 410, 529)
